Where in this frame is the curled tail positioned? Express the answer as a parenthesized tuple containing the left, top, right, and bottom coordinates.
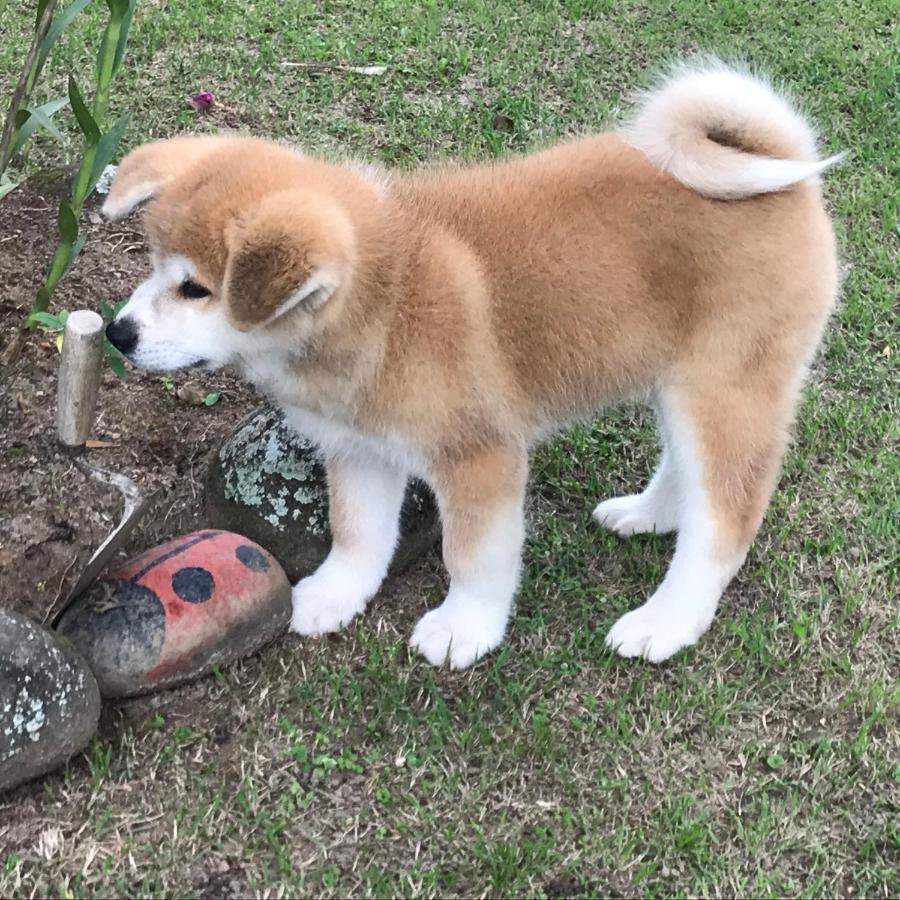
(621, 61, 844, 199)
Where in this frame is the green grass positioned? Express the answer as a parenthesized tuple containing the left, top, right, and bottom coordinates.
(1, 0, 898, 897)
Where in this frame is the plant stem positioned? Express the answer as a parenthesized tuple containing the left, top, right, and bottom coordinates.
(93, 7, 123, 125)
(0, 0, 59, 177)
(71, 8, 122, 206)
(31, 3, 130, 317)
(35, 241, 72, 314)
(70, 145, 98, 212)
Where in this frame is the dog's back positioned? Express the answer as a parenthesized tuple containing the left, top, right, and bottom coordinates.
(393, 76, 838, 433)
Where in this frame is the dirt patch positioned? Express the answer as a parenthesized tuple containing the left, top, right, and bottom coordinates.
(0, 177, 258, 623)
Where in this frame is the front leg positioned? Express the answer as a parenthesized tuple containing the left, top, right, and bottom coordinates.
(290, 452, 407, 636)
(411, 445, 527, 669)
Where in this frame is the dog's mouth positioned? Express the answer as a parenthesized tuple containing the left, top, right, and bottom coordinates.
(121, 347, 217, 374)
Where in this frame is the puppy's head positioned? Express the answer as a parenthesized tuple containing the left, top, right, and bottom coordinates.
(104, 137, 358, 372)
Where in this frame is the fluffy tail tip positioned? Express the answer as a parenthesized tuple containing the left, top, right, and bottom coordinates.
(621, 60, 845, 199)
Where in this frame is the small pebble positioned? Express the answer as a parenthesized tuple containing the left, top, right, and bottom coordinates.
(176, 381, 207, 405)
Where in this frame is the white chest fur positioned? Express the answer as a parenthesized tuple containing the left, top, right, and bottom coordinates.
(281, 405, 427, 478)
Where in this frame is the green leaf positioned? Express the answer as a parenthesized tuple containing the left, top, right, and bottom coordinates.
(25, 311, 65, 330)
(766, 753, 785, 770)
(37, 0, 93, 74)
(104, 341, 128, 381)
(57, 201, 78, 243)
(0, 176, 19, 201)
(203, 391, 221, 406)
(10, 97, 68, 157)
(88, 113, 130, 195)
(68, 75, 101, 147)
(60, 232, 87, 280)
(111, 1, 136, 78)
(23, 99, 67, 140)
(99, 298, 128, 319)
(95, 1, 134, 87)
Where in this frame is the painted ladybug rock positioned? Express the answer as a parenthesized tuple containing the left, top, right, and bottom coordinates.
(56, 531, 290, 698)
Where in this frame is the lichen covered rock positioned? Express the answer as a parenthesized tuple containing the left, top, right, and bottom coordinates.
(204, 405, 440, 582)
(0, 610, 100, 794)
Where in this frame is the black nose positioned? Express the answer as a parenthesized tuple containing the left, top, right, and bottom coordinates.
(105, 318, 138, 354)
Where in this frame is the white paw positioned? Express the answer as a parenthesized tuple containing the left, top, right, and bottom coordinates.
(605, 600, 712, 662)
(410, 600, 507, 669)
(593, 494, 675, 537)
(289, 566, 372, 636)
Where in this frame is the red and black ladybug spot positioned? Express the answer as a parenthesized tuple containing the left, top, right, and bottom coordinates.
(235, 544, 270, 572)
(171, 567, 215, 603)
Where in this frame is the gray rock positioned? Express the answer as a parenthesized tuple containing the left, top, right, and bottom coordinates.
(0, 610, 101, 794)
(204, 405, 440, 583)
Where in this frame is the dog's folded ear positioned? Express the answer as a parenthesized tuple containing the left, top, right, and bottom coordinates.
(223, 189, 357, 331)
(102, 136, 231, 220)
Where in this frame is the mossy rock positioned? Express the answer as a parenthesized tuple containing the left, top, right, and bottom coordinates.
(204, 405, 440, 583)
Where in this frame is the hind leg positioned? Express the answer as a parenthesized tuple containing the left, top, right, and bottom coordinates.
(606, 374, 798, 662)
(593, 445, 679, 537)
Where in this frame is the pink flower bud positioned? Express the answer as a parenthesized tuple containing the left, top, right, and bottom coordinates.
(189, 91, 214, 111)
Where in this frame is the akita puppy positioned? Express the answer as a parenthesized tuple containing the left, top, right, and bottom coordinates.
(104, 62, 841, 668)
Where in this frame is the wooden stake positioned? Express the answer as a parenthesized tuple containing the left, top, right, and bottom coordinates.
(57, 310, 104, 449)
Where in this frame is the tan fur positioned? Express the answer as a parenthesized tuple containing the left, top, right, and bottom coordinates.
(432, 445, 528, 573)
(107, 106, 839, 661)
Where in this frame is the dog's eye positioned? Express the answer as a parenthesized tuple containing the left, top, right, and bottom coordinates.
(179, 278, 210, 299)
